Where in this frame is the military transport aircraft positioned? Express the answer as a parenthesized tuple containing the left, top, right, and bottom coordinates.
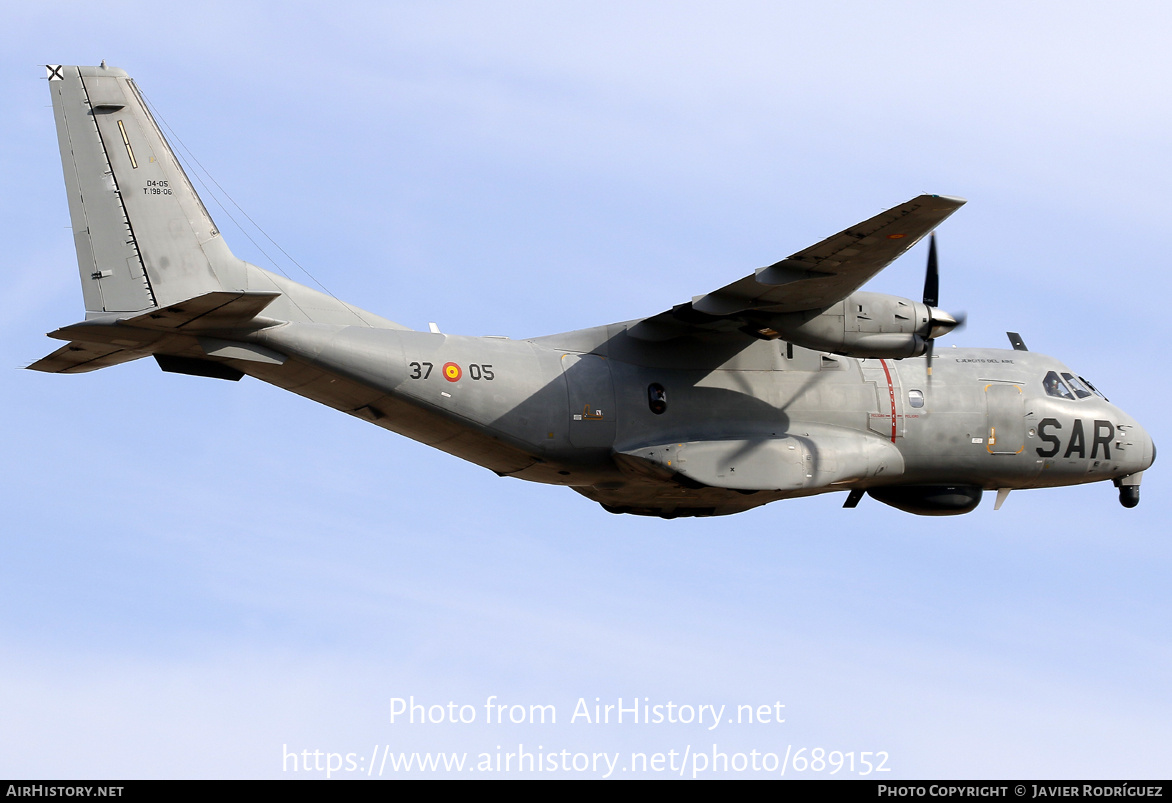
(31, 64, 1155, 518)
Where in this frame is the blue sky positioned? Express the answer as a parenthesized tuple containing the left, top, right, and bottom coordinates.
(2, 2, 1170, 778)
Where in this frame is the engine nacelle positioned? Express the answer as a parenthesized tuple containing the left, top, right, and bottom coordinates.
(763, 291, 938, 358)
(867, 485, 983, 516)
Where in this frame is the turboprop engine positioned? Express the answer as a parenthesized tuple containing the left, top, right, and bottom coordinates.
(764, 290, 960, 358)
(759, 233, 961, 359)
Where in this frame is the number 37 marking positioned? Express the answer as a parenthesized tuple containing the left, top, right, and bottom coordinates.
(409, 362, 494, 380)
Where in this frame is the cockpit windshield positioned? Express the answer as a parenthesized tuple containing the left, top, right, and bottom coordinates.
(1043, 371, 1075, 399)
(1061, 373, 1093, 399)
(1043, 370, 1107, 401)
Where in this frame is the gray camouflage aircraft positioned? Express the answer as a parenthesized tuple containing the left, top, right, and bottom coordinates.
(32, 64, 1155, 518)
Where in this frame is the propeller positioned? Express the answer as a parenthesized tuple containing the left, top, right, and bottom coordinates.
(923, 231, 939, 308)
(921, 232, 966, 378)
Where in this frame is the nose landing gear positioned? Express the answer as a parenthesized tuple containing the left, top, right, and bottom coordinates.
(1115, 474, 1143, 508)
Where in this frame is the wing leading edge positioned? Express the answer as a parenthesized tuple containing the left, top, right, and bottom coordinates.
(629, 194, 965, 341)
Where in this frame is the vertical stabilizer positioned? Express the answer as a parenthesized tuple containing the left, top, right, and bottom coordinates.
(47, 64, 243, 314)
(42, 64, 409, 340)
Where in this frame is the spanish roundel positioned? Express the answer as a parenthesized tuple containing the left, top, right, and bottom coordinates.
(442, 362, 462, 382)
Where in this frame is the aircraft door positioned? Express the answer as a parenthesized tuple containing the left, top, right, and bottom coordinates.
(860, 359, 904, 441)
(985, 383, 1025, 455)
(560, 353, 616, 448)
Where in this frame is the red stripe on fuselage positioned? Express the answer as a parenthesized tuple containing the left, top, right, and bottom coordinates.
(878, 359, 897, 443)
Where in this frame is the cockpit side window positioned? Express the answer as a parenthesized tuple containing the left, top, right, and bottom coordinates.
(1079, 375, 1109, 401)
(1043, 371, 1075, 399)
(1061, 372, 1093, 399)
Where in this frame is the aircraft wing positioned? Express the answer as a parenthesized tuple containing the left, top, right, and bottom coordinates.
(629, 194, 965, 340)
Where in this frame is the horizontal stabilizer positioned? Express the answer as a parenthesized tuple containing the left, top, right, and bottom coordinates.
(118, 291, 282, 331)
(31, 290, 283, 375)
(44, 291, 281, 346)
(27, 341, 146, 374)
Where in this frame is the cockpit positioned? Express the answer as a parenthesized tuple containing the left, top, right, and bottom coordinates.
(1041, 370, 1107, 401)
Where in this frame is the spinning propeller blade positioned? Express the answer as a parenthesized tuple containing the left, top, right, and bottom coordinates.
(922, 233, 965, 378)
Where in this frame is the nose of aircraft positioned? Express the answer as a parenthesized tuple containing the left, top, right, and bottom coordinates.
(1139, 423, 1156, 471)
(1115, 418, 1154, 508)
(1114, 413, 1155, 471)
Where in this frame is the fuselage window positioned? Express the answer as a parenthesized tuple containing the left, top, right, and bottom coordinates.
(1042, 371, 1075, 400)
(1061, 372, 1093, 399)
(648, 383, 667, 415)
(908, 389, 925, 408)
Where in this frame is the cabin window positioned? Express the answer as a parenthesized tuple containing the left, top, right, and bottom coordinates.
(648, 383, 667, 415)
(908, 389, 925, 408)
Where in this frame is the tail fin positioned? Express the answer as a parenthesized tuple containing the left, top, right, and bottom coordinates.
(47, 64, 242, 314)
(33, 65, 408, 375)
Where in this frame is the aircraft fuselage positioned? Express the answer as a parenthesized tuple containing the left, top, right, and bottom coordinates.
(241, 320, 1152, 517)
